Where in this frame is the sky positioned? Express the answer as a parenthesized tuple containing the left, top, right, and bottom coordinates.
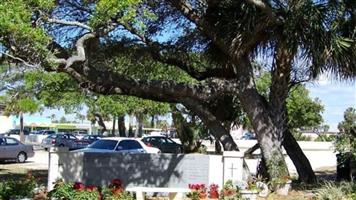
(306, 76, 355, 132)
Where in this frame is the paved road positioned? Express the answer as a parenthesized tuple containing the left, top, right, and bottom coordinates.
(0, 149, 49, 170)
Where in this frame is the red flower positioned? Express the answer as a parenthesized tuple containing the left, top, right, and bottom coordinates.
(209, 184, 219, 198)
(111, 188, 124, 195)
(73, 182, 85, 190)
(86, 185, 98, 191)
(111, 179, 122, 188)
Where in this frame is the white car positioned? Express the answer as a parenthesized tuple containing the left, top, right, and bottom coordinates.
(73, 137, 161, 154)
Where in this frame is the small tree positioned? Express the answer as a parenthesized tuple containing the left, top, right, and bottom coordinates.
(336, 107, 356, 156)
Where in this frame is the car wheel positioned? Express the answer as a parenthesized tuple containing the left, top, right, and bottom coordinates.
(17, 152, 27, 163)
(176, 148, 182, 154)
(59, 144, 65, 147)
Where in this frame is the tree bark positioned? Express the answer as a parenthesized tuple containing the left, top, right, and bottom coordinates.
(244, 136, 317, 184)
(236, 58, 289, 180)
(118, 115, 126, 137)
(283, 129, 317, 183)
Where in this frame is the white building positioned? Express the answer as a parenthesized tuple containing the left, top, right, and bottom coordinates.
(0, 105, 15, 133)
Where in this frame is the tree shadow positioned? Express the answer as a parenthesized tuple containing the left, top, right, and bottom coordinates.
(0, 169, 48, 186)
(58, 152, 212, 188)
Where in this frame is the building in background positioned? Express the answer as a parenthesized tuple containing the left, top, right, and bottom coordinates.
(0, 104, 15, 133)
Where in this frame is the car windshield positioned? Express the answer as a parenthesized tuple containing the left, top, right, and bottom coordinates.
(88, 140, 118, 150)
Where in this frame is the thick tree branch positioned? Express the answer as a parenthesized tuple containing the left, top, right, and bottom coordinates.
(61, 65, 239, 104)
(51, 33, 96, 68)
(245, 0, 277, 22)
(120, 22, 232, 80)
(47, 18, 93, 31)
(167, 0, 277, 67)
(0, 51, 39, 68)
(182, 99, 239, 151)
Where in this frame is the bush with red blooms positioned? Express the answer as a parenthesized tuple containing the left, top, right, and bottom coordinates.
(49, 179, 134, 200)
(220, 180, 241, 200)
(208, 184, 219, 199)
(188, 183, 222, 200)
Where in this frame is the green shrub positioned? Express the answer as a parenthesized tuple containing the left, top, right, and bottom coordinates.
(48, 180, 100, 200)
(0, 172, 36, 200)
(314, 182, 356, 200)
(49, 179, 135, 200)
(292, 131, 313, 141)
(315, 135, 336, 142)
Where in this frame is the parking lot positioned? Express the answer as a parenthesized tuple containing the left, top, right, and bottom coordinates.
(0, 148, 49, 184)
(0, 147, 48, 169)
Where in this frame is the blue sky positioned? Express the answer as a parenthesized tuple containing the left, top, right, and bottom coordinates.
(307, 77, 355, 132)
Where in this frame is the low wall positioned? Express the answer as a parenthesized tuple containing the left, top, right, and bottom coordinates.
(48, 149, 246, 190)
(48, 140, 336, 190)
(203, 140, 336, 173)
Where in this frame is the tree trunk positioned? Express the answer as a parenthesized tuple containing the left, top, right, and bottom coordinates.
(283, 130, 317, 183)
(183, 100, 239, 151)
(128, 125, 134, 137)
(112, 116, 116, 136)
(244, 136, 317, 184)
(238, 88, 289, 180)
(118, 115, 126, 137)
(137, 113, 144, 137)
(19, 112, 25, 143)
(94, 113, 107, 133)
(258, 128, 289, 180)
(151, 115, 155, 128)
(234, 57, 289, 181)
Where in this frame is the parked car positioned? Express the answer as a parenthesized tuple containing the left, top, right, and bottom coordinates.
(41, 133, 89, 150)
(0, 136, 34, 163)
(141, 136, 182, 153)
(241, 132, 256, 140)
(5, 129, 30, 136)
(74, 137, 160, 154)
(81, 135, 102, 144)
(36, 130, 56, 135)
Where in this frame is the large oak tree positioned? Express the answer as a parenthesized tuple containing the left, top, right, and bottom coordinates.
(0, 0, 355, 182)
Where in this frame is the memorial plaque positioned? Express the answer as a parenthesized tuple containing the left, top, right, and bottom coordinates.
(168, 154, 210, 187)
(79, 153, 211, 188)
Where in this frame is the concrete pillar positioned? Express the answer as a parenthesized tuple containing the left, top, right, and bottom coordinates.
(47, 147, 69, 191)
(223, 151, 244, 184)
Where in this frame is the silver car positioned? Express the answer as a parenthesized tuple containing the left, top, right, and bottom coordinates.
(74, 137, 161, 154)
(0, 136, 34, 163)
(41, 133, 89, 150)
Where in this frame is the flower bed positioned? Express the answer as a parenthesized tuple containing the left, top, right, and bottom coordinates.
(0, 172, 36, 200)
(186, 179, 262, 200)
(49, 179, 134, 200)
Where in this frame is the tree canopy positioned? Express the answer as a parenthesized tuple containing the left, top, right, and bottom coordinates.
(0, 0, 355, 182)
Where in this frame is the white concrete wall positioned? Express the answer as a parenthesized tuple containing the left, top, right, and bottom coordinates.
(48, 150, 245, 190)
(202, 140, 336, 173)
